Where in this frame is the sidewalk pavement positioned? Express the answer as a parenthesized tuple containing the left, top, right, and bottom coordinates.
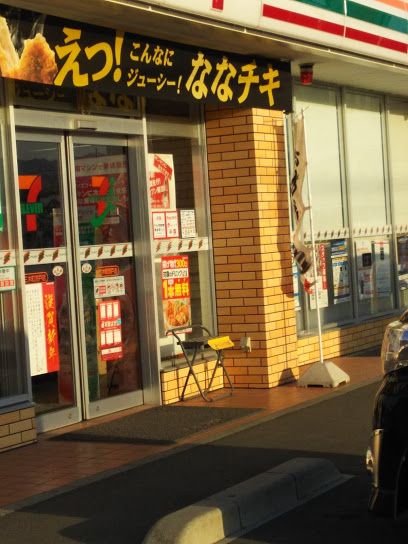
(0, 351, 382, 513)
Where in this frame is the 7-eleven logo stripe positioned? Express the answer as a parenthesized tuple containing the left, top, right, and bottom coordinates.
(19, 175, 43, 232)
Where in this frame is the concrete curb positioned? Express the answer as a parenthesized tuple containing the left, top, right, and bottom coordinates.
(142, 457, 350, 544)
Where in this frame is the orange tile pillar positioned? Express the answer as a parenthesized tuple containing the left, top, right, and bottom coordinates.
(205, 106, 299, 388)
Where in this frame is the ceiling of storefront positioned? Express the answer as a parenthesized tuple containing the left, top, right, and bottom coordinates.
(10, 0, 408, 100)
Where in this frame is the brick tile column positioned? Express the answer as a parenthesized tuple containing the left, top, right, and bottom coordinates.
(205, 106, 299, 388)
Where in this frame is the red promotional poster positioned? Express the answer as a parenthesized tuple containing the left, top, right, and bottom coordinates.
(98, 299, 123, 361)
(161, 255, 191, 331)
(148, 154, 176, 210)
(42, 282, 60, 372)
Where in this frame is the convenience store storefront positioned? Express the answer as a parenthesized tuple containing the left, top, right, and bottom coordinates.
(4, 0, 408, 454)
(0, 3, 292, 451)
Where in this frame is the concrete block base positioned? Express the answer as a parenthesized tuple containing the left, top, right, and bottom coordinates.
(142, 457, 349, 544)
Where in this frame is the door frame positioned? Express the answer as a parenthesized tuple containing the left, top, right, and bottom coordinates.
(67, 132, 144, 420)
(14, 130, 83, 432)
(11, 108, 162, 431)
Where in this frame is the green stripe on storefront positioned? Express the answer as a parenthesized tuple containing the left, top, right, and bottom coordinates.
(347, 2, 407, 33)
(295, 0, 345, 15)
(294, 0, 407, 34)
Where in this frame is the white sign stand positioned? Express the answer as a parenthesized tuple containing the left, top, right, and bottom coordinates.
(297, 111, 350, 388)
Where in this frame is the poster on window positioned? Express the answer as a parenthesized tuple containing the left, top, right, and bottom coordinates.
(0, 266, 16, 292)
(94, 275, 125, 298)
(355, 239, 374, 300)
(161, 255, 191, 332)
(97, 299, 123, 362)
(331, 239, 351, 304)
(25, 281, 60, 376)
(309, 244, 329, 310)
(292, 260, 301, 311)
(397, 236, 408, 290)
(148, 154, 176, 210)
(374, 239, 391, 297)
(180, 210, 197, 239)
(152, 210, 180, 240)
(75, 154, 128, 244)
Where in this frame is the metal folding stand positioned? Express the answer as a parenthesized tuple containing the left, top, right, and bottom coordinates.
(166, 324, 234, 402)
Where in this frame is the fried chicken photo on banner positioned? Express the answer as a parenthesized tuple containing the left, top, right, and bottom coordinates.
(0, 16, 57, 84)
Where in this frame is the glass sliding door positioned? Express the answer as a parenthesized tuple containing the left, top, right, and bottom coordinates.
(71, 136, 142, 418)
(16, 129, 144, 429)
(16, 133, 81, 430)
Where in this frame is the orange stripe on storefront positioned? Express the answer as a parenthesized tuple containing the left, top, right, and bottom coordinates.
(375, 0, 408, 12)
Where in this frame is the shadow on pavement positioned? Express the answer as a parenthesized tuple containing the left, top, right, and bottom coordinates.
(0, 381, 382, 543)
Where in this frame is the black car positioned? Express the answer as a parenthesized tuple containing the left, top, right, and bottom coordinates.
(367, 309, 408, 517)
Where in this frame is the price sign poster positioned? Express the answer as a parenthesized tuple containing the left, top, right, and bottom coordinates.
(161, 255, 191, 331)
(97, 299, 123, 361)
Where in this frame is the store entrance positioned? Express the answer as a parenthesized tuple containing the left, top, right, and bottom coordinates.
(16, 127, 143, 432)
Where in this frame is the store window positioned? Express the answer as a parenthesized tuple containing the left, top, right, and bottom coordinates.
(344, 92, 393, 317)
(0, 92, 27, 404)
(292, 85, 396, 333)
(295, 85, 345, 233)
(293, 85, 353, 330)
(387, 98, 408, 308)
(145, 100, 216, 365)
(344, 92, 388, 228)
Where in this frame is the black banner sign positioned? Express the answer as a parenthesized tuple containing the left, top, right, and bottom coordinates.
(0, 4, 292, 110)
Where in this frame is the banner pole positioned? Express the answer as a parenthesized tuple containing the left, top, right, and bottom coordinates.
(302, 110, 324, 364)
(296, 110, 350, 388)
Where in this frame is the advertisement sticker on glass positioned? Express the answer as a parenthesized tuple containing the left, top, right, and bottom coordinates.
(374, 240, 391, 297)
(26, 281, 60, 376)
(75, 154, 128, 242)
(97, 299, 123, 361)
(152, 210, 179, 239)
(148, 154, 176, 210)
(165, 211, 179, 239)
(355, 239, 374, 300)
(331, 239, 351, 304)
(292, 259, 301, 311)
(94, 276, 125, 298)
(397, 236, 408, 290)
(152, 211, 167, 240)
(180, 209, 197, 239)
(161, 255, 191, 333)
(309, 243, 329, 310)
(0, 266, 16, 291)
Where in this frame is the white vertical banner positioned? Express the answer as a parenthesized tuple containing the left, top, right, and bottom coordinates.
(290, 113, 313, 283)
(25, 283, 48, 376)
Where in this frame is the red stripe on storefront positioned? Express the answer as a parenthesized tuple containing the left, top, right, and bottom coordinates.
(345, 27, 407, 53)
(262, 4, 344, 35)
(262, 4, 407, 53)
(212, 0, 224, 10)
